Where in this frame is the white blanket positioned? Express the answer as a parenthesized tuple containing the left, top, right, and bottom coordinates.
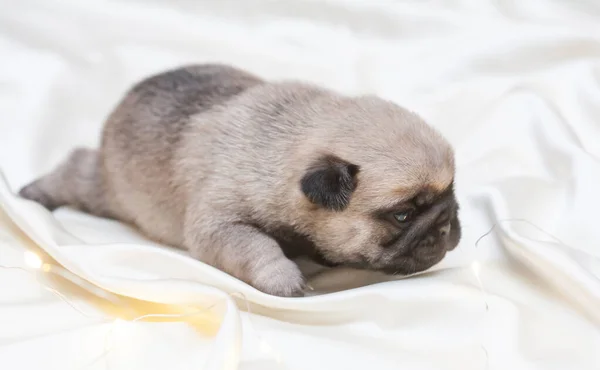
(1, 0, 599, 369)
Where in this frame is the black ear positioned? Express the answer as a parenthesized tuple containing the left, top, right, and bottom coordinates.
(300, 155, 360, 211)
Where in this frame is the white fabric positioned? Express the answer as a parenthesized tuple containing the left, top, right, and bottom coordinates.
(1, 0, 600, 369)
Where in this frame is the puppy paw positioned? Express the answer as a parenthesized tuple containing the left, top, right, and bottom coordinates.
(18, 182, 58, 210)
(251, 258, 306, 297)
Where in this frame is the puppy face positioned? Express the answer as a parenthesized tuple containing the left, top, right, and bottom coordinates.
(298, 101, 461, 275)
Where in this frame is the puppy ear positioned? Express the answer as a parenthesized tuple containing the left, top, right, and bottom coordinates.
(300, 155, 360, 211)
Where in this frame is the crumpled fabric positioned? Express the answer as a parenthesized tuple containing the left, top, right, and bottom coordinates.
(0, 0, 599, 369)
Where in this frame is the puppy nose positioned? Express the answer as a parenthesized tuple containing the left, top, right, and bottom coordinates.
(438, 223, 451, 238)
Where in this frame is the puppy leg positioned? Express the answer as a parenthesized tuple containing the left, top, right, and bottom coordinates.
(19, 148, 114, 217)
(185, 223, 305, 297)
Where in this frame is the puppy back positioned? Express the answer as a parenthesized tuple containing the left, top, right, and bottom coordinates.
(98, 64, 264, 242)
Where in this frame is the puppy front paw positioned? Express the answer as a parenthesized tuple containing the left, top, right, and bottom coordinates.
(251, 258, 306, 297)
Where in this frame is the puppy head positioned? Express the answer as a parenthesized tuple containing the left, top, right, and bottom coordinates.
(298, 97, 461, 275)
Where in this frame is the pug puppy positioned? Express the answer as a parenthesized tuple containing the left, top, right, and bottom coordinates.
(18, 64, 461, 297)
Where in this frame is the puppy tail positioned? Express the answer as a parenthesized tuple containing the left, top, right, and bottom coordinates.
(19, 148, 114, 218)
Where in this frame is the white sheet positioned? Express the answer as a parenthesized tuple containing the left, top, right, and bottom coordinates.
(1, 0, 599, 369)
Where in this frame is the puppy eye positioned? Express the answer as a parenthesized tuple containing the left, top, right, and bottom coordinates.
(393, 211, 412, 223)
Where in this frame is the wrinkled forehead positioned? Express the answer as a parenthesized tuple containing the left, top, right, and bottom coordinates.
(355, 157, 455, 210)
